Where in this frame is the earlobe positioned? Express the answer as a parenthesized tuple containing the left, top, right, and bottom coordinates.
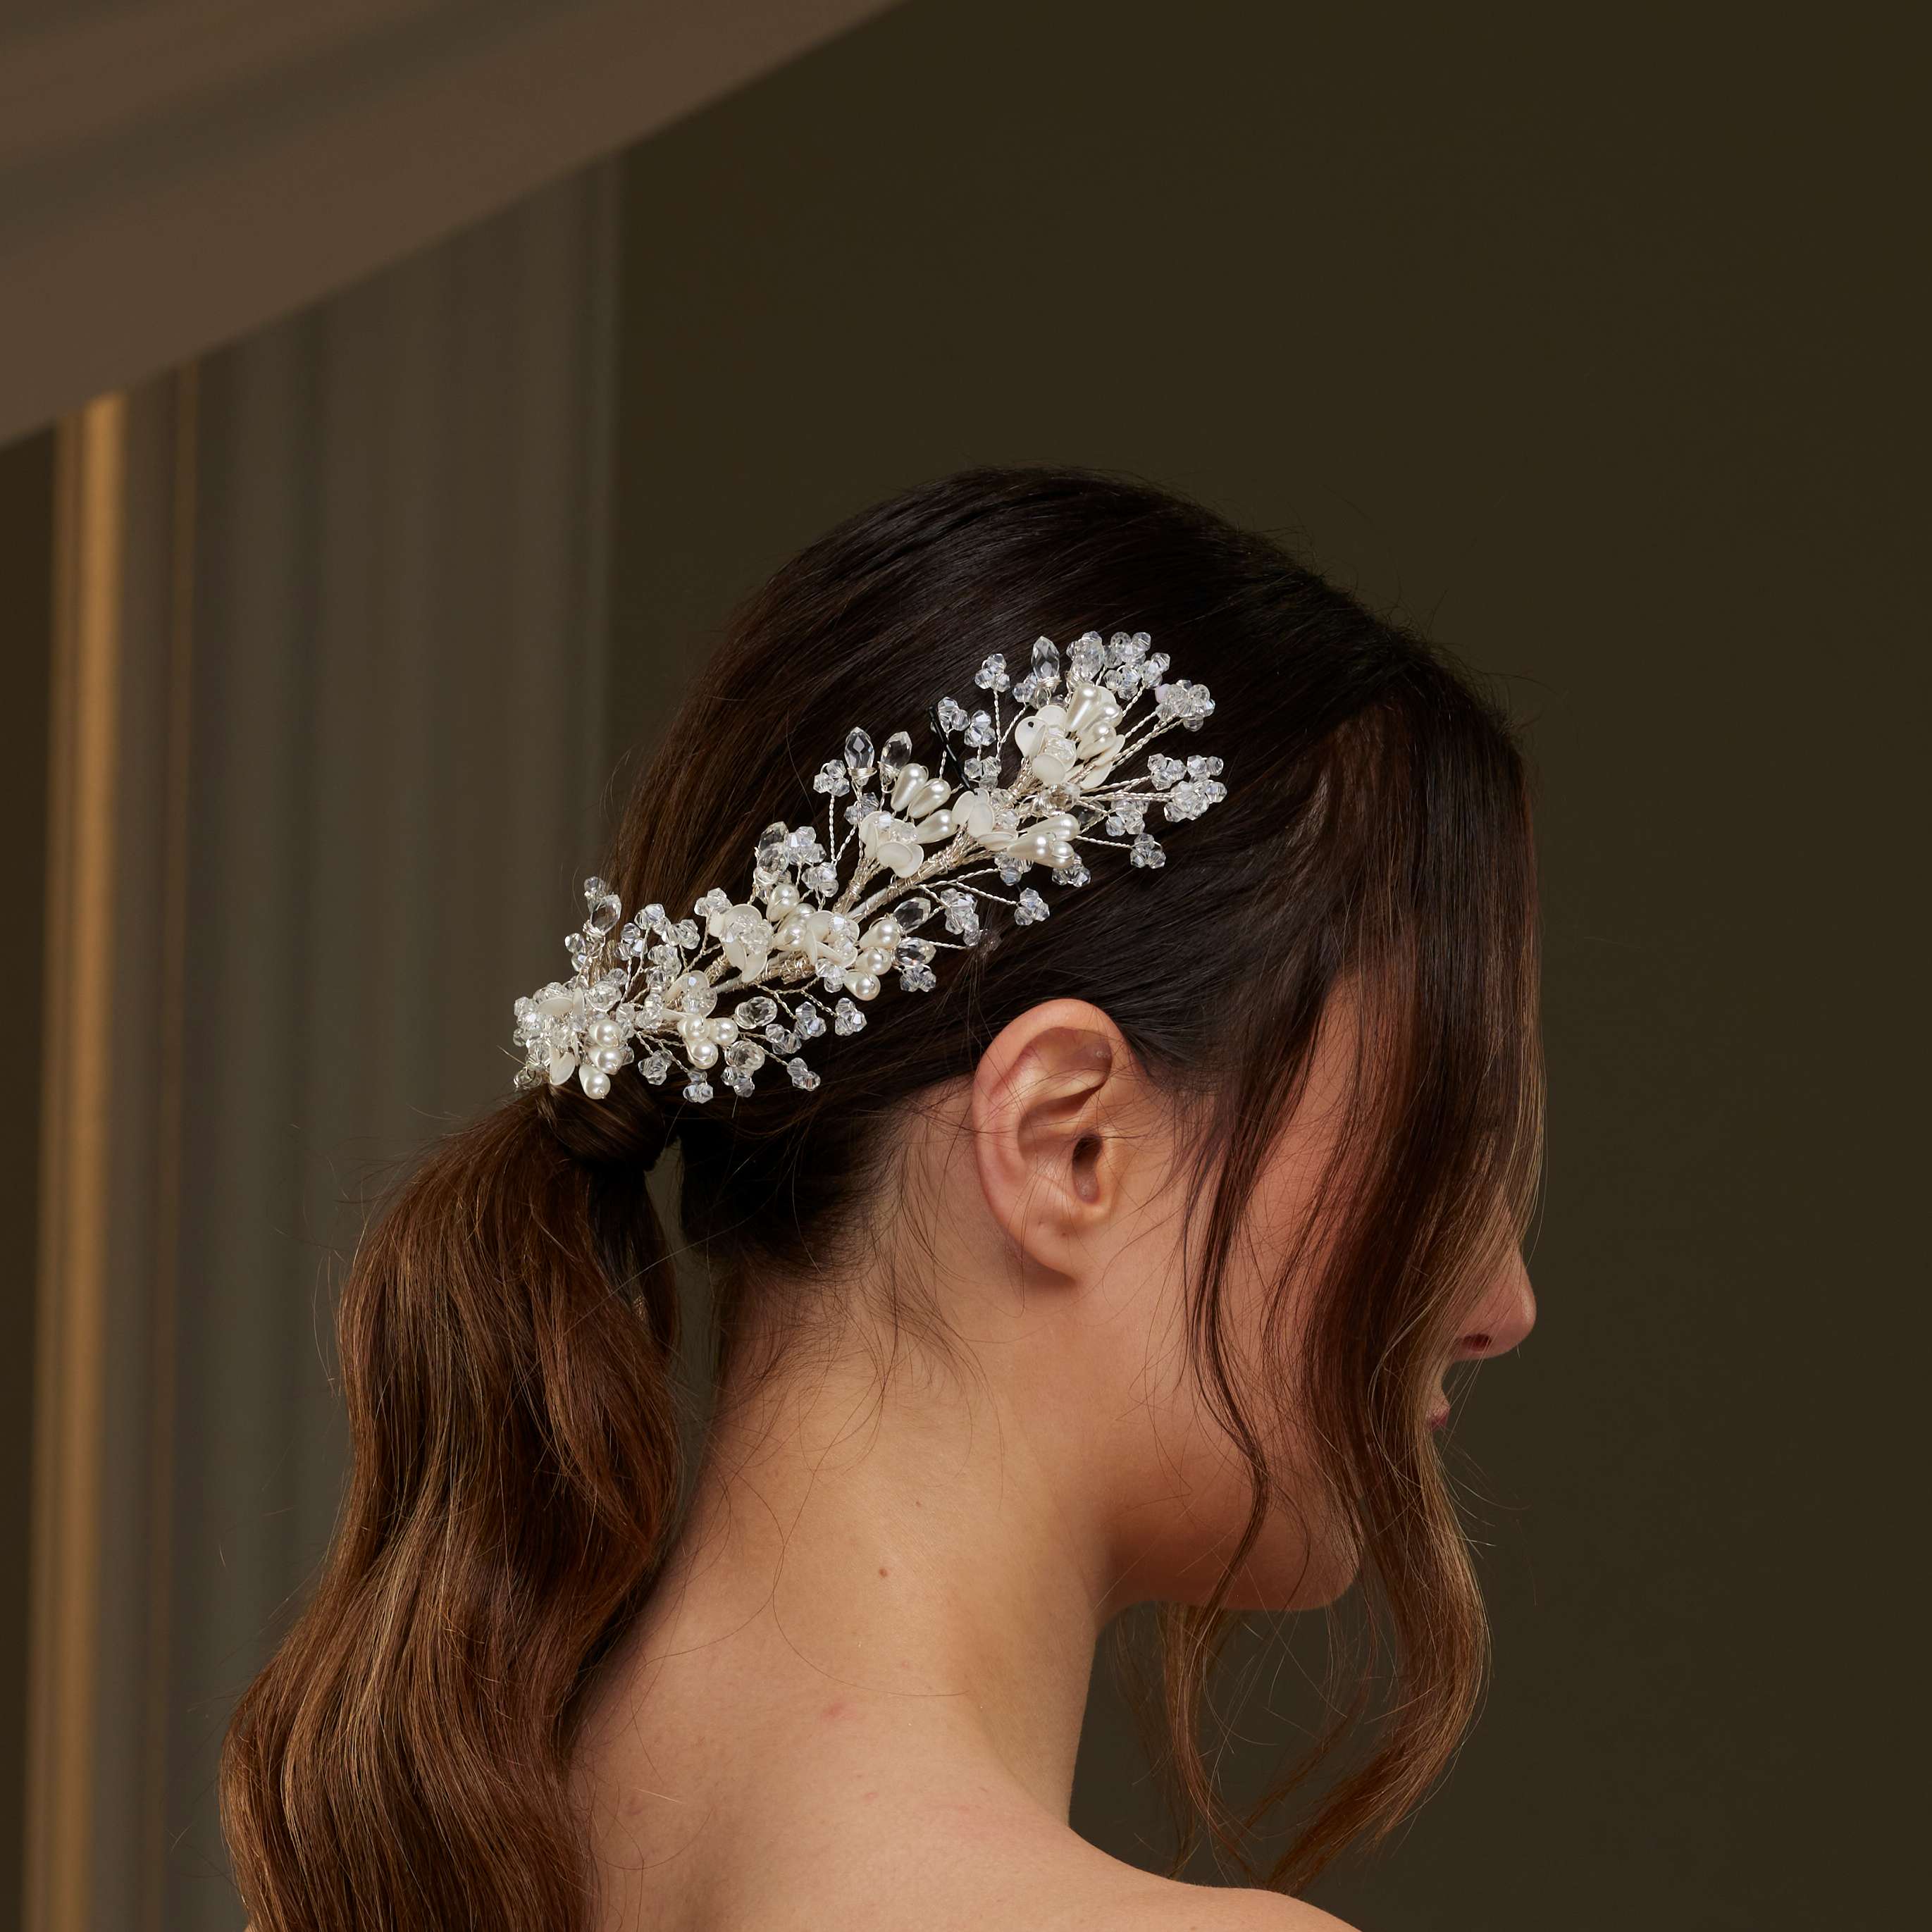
(970, 1000, 1137, 1280)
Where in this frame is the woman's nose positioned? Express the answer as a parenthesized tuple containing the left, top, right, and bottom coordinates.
(1456, 1251, 1537, 1361)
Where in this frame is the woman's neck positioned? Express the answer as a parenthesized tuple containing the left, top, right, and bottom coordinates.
(576, 1338, 1125, 1835)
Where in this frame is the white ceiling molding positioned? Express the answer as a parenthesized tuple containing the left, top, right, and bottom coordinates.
(0, 0, 900, 443)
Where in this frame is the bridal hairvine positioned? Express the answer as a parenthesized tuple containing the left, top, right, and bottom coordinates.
(510, 631, 1225, 1106)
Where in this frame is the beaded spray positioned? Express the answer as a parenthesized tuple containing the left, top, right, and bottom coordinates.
(510, 631, 1225, 1106)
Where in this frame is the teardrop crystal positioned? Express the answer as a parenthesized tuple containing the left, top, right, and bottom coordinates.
(893, 893, 935, 931)
(755, 821, 788, 870)
(589, 892, 622, 934)
(844, 727, 874, 776)
(583, 875, 609, 905)
(1032, 636, 1061, 687)
(880, 730, 912, 787)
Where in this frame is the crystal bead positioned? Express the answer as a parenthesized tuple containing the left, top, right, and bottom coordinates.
(589, 893, 623, 934)
(813, 759, 851, 796)
(997, 857, 1027, 886)
(673, 971, 716, 1017)
(640, 1051, 673, 1084)
(1032, 636, 1060, 689)
(893, 893, 934, 931)
(1130, 833, 1166, 869)
(834, 997, 866, 1035)
(583, 876, 608, 903)
(764, 1023, 800, 1054)
(755, 823, 788, 872)
(683, 1078, 714, 1104)
(722, 1070, 755, 1097)
(795, 998, 826, 1039)
(939, 891, 981, 942)
(787, 1057, 821, 1091)
(844, 727, 874, 776)
(1013, 888, 1049, 925)
(880, 731, 912, 787)
(1069, 631, 1106, 680)
(1052, 861, 1091, 887)
(899, 961, 937, 993)
(737, 995, 777, 1028)
(674, 919, 700, 949)
(974, 654, 1010, 693)
(726, 1040, 765, 1072)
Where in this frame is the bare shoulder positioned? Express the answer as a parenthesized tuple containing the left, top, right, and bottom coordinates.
(1046, 1875, 1356, 1932)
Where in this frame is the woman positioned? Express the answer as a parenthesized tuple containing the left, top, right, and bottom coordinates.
(223, 468, 1542, 1931)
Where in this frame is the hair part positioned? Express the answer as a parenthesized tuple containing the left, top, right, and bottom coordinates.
(223, 466, 1542, 1928)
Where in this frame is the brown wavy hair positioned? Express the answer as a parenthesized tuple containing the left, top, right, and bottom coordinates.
(221, 468, 1542, 1929)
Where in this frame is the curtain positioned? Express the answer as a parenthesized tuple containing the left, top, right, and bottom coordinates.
(28, 158, 626, 1932)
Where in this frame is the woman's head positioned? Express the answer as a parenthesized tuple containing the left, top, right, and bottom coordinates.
(223, 468, 1542, 1930)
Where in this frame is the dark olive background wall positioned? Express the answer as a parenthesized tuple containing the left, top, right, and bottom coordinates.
(0, 427, 51, 1930)
(605, 4, 1921, 1928)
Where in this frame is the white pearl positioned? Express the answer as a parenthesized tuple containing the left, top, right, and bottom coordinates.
(1063, 683, 1104, 733)
(765, 880, 800, 915)
(858, 947, 893, 977)
(914, 808, 955, 844)
(688, 1039, 719, 1069)
(578, 1065, 612, 1099)
(888, 762, 929, 812)
(861, 917, 902, 950)
(1048, 840, 1074, 866)
(903, 777, 950, 821)
(774, 910, 810, 949)
(590, 1044, 624, 1075)
(587, 1017, 621, 1048)
(707, 1017, 738, 1046)
(846, 972, 881, 1001)
(678, 1014, 707, 1042)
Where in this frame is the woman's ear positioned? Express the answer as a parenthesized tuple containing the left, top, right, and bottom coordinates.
(969, 998, 1147, 1283)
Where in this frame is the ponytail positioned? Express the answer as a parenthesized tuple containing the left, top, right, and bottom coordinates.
(222, 1095, 680, 1931)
